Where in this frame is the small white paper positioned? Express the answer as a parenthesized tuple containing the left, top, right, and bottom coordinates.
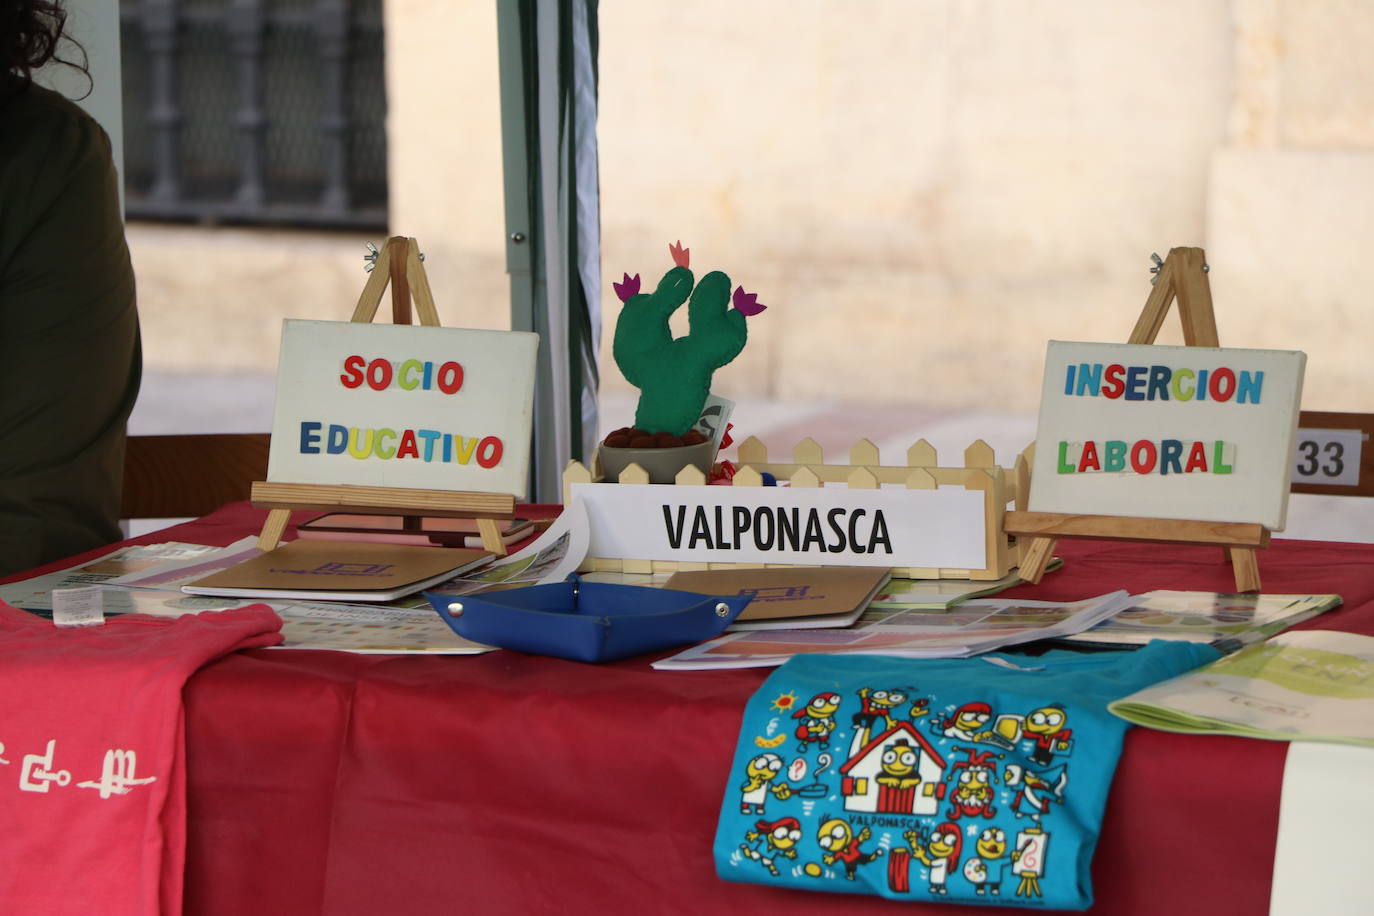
(979, 656, 1045, 672)
(51, 587, 106, 627)
(1292, 428, 1364, 487)
(694, 394, 736, 453)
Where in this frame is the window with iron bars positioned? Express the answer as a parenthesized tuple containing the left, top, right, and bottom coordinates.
(120, 0, 387, 230)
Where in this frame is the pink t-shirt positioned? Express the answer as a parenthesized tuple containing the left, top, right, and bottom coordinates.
(0, 601, 282, 915)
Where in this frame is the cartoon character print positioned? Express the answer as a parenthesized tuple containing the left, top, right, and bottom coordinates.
(730, 681, 1079, 904)
(874, 738, 923, 791)
(739, 816, 802, 876)
(792, 692, 841, 753)
(945, 746, 1002, 820)
(936, 701, 995, 743)
(1005, 762, 1067, 823)
(816, 817, 884, 881)
(962, 826, 1020, 896)
(852, 687, 927, 732)
(1020, 705, 1072, 766)
(904, 821, 962, 895)
(738, 752, 792, 814)
(909, 698, 931, 721)
(1013, 827, 1051, 898)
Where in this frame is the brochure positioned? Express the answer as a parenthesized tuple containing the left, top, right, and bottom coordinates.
(1059, 590, 1342, 649)
(107, 537, 265, 591)
(18, 583, 494, 655)
(1109, 630, 1374, 748)
(0, 542, 224, 614)
(652, 590, 1133, 669)
(868, 559, 1063, 610)
(660, 565, 892, 630)
(271, 602, 494, 654)
(424, 498, 588, 598)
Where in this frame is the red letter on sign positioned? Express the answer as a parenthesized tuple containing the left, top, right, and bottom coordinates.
(437, 361, 464, 394)
(1102, 364, 1126, 399)
(1077, 440, 1101, 472)
(340, 355, 365, 389)
(1129, 440, 1158, 474)
(366, 358, 393, 391)
(475, 436, 503, 469)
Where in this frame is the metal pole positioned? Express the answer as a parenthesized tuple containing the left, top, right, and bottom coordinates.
(496, 0, 547, 501)
(227, 0, 266, 213)
(141, 0, 182, 205)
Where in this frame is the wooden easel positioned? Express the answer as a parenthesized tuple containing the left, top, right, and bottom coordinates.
(1004, 247, 1269, 592)
(251, 236, 517, 555)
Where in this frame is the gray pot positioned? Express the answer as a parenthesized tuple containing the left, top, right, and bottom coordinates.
(596, 439, 717, 484)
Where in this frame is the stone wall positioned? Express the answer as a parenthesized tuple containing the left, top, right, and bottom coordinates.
(129, 0, 1371, 413)
(1206, 0, 1374, 412)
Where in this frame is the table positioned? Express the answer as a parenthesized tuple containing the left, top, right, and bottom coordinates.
(24, 503, 1374, 914)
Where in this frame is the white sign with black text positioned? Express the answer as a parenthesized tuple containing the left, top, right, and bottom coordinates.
(571, 483, 987, 569)
(1291, 428, 1363, 488)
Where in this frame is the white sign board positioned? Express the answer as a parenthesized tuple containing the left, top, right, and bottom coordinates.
(571, 483, 987, 569)
(268, 319, 538, 498)
(1029, 341, 1306, 530)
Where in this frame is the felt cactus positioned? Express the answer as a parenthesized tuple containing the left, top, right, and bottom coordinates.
(612, 243, 763, 436)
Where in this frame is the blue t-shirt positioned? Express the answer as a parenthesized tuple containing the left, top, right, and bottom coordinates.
(714, 641, 1217, 909)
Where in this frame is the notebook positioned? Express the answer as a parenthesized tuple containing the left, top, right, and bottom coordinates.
(182, 539, 492, 602)
(662, 565, 892, 630)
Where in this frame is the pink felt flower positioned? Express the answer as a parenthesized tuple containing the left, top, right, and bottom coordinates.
(668, 240, 690, 269)
(732, 286, 766, 316)
(613, 272, 641, 302)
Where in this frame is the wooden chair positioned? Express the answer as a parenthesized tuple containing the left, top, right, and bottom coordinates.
(121, 433, 271, 519)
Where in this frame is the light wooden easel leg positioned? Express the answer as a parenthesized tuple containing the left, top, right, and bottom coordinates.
(476, 517, 509, 556)
(1229, 548, 1261, 593)
(257, 508, 292, 551)
(1018, 536, 1058, 583)
(350, 241, 393, 323)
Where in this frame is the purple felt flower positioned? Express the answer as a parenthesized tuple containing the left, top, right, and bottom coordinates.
(732, 286, 767, 316)
(613, 272, 642, 303)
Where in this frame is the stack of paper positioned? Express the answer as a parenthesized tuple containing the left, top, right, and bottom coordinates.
(652, 590, 1134, 669)
(1059, 590, 1342, 649)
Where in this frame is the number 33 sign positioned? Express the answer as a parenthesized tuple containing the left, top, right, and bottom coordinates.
(1291, 412, 1374, 495)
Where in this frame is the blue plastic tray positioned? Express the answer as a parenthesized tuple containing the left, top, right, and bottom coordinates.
(426, 575, 751, 663)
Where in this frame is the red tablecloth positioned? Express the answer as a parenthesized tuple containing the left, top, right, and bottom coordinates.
(20, 504, 1374, 914)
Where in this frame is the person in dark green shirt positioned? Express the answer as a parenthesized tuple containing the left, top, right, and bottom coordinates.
(0, 1, 141, 575)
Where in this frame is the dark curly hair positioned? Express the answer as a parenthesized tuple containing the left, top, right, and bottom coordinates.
(2, 0, 89, 92)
